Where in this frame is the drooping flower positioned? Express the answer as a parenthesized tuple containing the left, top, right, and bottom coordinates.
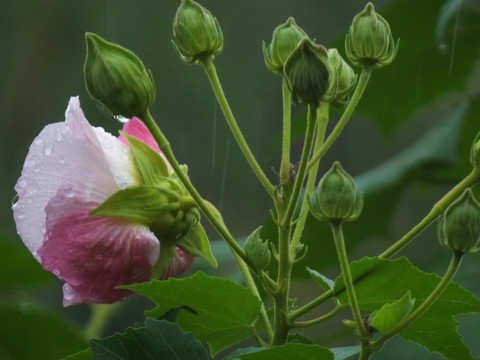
(12, 96, 194, 306)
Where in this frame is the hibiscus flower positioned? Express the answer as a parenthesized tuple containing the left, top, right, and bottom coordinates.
(12, 96, 194, 306)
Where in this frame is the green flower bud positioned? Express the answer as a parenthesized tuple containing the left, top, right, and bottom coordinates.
(172, 0, 223, 64)
(244, 227, 271, 269)
(84, 33, 156, 118)
(263, 17, 308, 75)
(284, 38, 332, 108)
(345, 2, 399, 69)
(309, 161, 363, 222)
(469, 132, 480, 169)
(327, 48, 357, 108)
(437, 189, 480, 255)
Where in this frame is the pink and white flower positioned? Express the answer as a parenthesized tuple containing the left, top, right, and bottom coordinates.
(12, 96, 193, 306)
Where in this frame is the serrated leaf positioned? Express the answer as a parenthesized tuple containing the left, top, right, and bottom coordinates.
(330, 346, 361, 360)
(306, 267, 335, 292)
(371, 291, 415, 333)
(90, 318, 208, 360)
(122, 132, 168, 184)
(0, 302, 87, 360)
(62, 348, 92, 360)
(333, 257, 480, 360)
(122, 271, 262, 355)
(235, 344, 334, 360)
(177, 223, 217, 267)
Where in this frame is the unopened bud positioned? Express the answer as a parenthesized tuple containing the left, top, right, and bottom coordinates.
(263, 17, 308, 75)
(309, 162, 363, 222)
(437, 189, 480, 254)
(172, 0, 223, 64)
(84, 33, 156, 118)
(244, 227, 271, 269)
(284, 38, 331, 108)
(345, 2, 399, 69)
(327, 48, 357, 108)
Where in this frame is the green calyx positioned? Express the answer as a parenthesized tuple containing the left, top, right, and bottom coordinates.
(284, 38, 332, 108)
(172, 0, 223, 64)
(263, 17, 308, 75)
(327, 48, 357, 108)
(345, 2, 399, 69)
(437, 189, 480, 255)
(84, 32, 155, 118)
(469, 132, 480, 169)
(309, 161, 363, 222)
(244, 226, 271, 270)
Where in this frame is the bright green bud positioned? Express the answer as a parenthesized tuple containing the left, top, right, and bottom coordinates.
(309, 161, 363, 222)
(327, 48, 357, 108)
(90, 180, 200, 242)
(263, 17, 308, 75)
(284, 38, 331, 108)
(244, 227, 271, 269)
(345, 2, 399, 69)
(172, 0, 223, 64)
(469, 132, 480, 169)
(437, 189, 480, 254)
(84, 33, 155, 118)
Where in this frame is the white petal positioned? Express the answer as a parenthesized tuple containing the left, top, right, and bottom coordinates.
(12, 96, 138, 260)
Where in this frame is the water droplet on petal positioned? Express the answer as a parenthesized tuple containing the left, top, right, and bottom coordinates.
(44, 141, 53, 156)
(34, 138, 43, 146)
(55, 132, 62, 141)
(59, 155, 67, 164)
(64, 188, 75, 198)
(17, 179, 27, 188)
(52, 269, 61, 276)
(114, 115, 129, 123)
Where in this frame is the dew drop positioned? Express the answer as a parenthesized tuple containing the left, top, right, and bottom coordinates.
(52, 269, 61, 276)
(64, 188, 75, 198)
(17, 179, 27, 188)
(44, 142, 53, 156)
(59, 155, 67, 165)
(114, 115, 129, 123)
(55, 132, 62, 141)
(34, 138, 43, 146)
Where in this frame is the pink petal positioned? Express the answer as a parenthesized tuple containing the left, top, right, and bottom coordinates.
(119, 117, 160, 152)
(12, 97, 139, 261)
(38, 193, 159, 306)
(160, 248, 195, 280)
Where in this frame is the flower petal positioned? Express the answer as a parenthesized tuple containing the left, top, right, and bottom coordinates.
(12, 97, 138, 260)
(161, 247, 195, 280)
(38, 193, 159, 306)
(120, 117, 160, 152)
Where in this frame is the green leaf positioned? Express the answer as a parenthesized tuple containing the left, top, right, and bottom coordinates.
(0, 234, 53, 291)
(333, 257, 480, 360)
(90, 318, 208, 360)
(235, 344, 334, 360)
(371, 291, 415, 333)
(177, 223, 218, 267)
(330, 346, 361, 360)
(306, 267, 335, 292)
(0, 302, 87, 360)
(89, 185, 174, 223)
(122, 271, 262, 355)
(122, 131, 168, 184)
(62, 349, 92, 360)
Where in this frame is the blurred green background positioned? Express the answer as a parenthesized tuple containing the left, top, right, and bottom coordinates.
(1, 0, 480, 359)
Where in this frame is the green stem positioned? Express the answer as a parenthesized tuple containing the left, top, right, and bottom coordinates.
(201, 56, 276, 198)
(141, 110, 274, 342)
(290, 103, 329, 255)
(288, 290, 333, 321)
(372, 251, 463, 348)
(291, 304, 344, 328)
(280, 77, 292, 188)
(331, 221, 368, 337)
(306, 66, 372, 171)
(380, 168, 480, 259)
(85, 303, 122, 338)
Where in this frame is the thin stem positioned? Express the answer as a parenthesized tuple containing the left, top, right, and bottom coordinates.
(291, 304, 344, 328)
(280, 77, 292, 188)
(306, 66, 372, 171)
(380, 168, 480, 259)
(85, 303, 122, 338)
(290, 103, 329, 255)
(141, 110, 274, 342)
(201, 56, 276, 198)
(372, 251, 463, 348)
(289, 290, 333, 321)
(281, 105, 317, 227)
(331, 221, 368, 337)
